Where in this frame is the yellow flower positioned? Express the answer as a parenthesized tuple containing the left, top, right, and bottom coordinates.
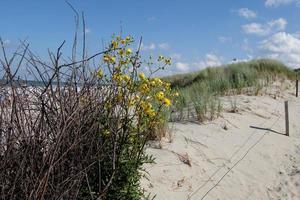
(110, 56, 116, 63)
(139, 83, 149, 93)
(140, 101, 150, 110)
(121, 39, 126, 45)
(155, 91, 165, 101)
(113, 74, 121, 82)
(126, 36, 131, 42)
(164, 58, 171, 65)
(140, 101, 156, 117)
(174, 92, 179, 97)
(126, 48, 132, 55)
(102, 129, 110, 136)
(122, 74, 131, 83)
(97, 69, 104, 77)
(111, 40, 118, 49)
(158, 55, 164, 61)
(103, 54, 110, 62)
(163, 98, 171, 107)
(150, 80, 156, 86)
(153, 77, 163, 86)
(147, 109, 156, 117)
(138, 73, 146, 80)
(120, 60, 128, 65)
(165, 82, 171, 90)
(119, 49, 125, 56)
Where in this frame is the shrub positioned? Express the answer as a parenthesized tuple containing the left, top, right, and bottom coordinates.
(0, 33, 175, 199)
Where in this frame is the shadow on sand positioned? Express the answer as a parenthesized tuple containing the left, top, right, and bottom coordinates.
(249, 125, 286, 136)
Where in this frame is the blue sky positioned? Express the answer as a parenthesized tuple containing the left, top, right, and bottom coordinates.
(1, 0, 300, 75)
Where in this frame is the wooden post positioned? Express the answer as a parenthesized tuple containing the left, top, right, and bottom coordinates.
(296, 79, 298, 97)
(285, 101, 289, 136)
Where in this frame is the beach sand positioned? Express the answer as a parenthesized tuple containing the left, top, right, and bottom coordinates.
(141, 82, 300, 200)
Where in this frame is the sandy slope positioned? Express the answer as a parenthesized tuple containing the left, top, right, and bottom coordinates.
(141, 82, 300, 200)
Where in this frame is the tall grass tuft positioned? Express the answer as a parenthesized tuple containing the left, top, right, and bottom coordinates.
(166, 59, 295, 122)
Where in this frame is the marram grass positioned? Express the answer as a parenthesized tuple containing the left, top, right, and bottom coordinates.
(166, 59, 295, 122)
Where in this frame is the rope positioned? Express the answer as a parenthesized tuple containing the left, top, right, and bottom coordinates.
(187, 101, 282, 199)
(199, 115, 281, 200)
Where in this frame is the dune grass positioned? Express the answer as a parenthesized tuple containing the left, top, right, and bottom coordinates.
(167, 59, 295, 122)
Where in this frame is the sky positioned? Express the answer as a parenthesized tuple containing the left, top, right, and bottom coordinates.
(1, 0, 300, 75)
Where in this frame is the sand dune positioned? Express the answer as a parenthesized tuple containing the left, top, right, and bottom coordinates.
(142, 82, 300, 200)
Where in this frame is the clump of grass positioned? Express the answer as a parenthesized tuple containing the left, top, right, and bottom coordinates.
(254, 81, 264, 96)
(190, 90, 221, 122)
(217, 98, 222, 117)
(229, 96, 239, 113)
(166, 59, 294, 90)
(171, 90, 188, 121)
(165, 59, 295, 121)
(193, 96, 207, 122)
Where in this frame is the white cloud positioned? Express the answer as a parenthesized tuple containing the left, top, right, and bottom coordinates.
(158, 43, 170, 50)
(175, 62, 190, 72)
(218, 36, 232, 43)
(141, 42, 170, 51)
(170, 53, 182, 60)
(242, 18, 287, 36)
(172, 54, 222, 74)
(194, 54, 222, 69)
(259, 32, 300, 68)
(238, 8, 257, 19)
(265, 0, 300, 7)
(141, 43, 156, 51)
(268, 18, 287, 31)
(242, 23, 269, 36)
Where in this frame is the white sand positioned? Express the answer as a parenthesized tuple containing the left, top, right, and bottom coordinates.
(141, 82, 300, 200)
